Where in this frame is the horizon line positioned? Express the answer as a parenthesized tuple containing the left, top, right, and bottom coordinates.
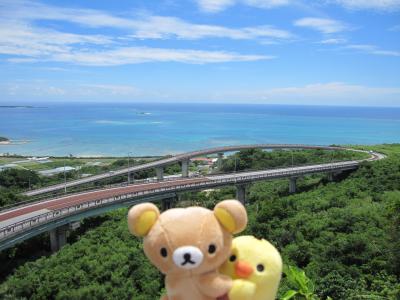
(1, 101, 400, 109)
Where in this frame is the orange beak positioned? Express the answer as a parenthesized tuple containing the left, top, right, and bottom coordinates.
(235, 261, 253, 278)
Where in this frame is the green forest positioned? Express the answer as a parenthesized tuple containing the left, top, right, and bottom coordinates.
(0, 145, 399, 299)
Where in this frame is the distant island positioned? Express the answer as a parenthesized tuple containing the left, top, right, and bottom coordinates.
(0, 137, 31, 145)
(0, 105, 34, 108)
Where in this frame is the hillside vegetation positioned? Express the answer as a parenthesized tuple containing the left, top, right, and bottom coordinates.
(0, 145, 399, 299)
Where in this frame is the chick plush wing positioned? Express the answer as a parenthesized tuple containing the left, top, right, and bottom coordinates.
(228, 279, 256, 300)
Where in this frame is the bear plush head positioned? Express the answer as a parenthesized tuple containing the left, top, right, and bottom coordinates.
(128, 200, 247, 277)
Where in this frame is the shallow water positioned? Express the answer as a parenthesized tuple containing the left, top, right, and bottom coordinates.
(1, 103, 399, 156)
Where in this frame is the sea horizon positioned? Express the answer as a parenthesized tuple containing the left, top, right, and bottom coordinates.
(1, 102, 399, 157)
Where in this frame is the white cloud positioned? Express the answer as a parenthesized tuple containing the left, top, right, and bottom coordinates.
(2, 82, 141, 98)
(0, 1, 279, 65)
(197, 0, 235, 12)
(4, 82, 67, 97)
(264, 82, 400, 98)
(209, 82, 400, 105)
(330, 0, 400, 11)
(0, 21, 113, 56)
(0, 26, 272, 65)
(243, 0, 290, 8)
(130, 16, 292, 40)
(294, 17, 348, 34)
(389, 25, 400, 31)
(3, 81, 400, 106)
(346, 44, 400, 57)
(0, 1, 292, 41)
(319, 38, 347, 44)
(51, 47, 272, 66)
(196, 0, 289, 12)
(78, 84, 140, 96)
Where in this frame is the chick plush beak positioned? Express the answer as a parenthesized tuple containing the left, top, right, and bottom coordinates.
(235, 261, 253, 278)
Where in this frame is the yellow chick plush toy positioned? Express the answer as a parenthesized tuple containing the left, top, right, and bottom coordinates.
(219, 235, 282, 300)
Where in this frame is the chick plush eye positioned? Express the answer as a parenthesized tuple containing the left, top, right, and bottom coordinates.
(160, 247, 168, 257)
(257, 264, 265, 272)
(229, 254, 236, 262)
(208, 244, 216, 254)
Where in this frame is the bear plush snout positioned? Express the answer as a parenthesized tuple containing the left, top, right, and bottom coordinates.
(173, 246, 204, 269)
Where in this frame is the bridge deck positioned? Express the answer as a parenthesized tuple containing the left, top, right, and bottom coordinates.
(23, 144, 349, 197)
(0, 178, 208, 227)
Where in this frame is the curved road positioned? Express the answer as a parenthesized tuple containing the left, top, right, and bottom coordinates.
(23, 144, 350, 197)
(0, 145, 384, 251)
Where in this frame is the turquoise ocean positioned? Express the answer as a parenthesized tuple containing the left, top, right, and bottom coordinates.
(1, 103, 399, 157)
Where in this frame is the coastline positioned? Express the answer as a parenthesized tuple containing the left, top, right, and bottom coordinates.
(0, 140, 31, 146)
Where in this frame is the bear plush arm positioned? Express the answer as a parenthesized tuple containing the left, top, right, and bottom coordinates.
(228, 279, 256, 300)
(196, 271, 232, 298)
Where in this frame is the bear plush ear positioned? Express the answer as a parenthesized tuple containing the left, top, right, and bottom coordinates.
(128, 203, 160, 237)
(214, 200, 248, 234)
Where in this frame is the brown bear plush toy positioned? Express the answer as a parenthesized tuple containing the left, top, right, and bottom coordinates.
(128, 200, 248, 300)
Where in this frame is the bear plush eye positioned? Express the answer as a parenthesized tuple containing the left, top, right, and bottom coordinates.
(229, 254, 236, 262)
(208, 244, 216, 254)
(257, 264, 265, 272)
(160, 247, 168, 258)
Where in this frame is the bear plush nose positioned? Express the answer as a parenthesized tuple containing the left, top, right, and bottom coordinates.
(173, 246, 204, 269)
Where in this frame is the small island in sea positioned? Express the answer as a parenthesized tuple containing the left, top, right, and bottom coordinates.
(0, 105, 34, 109)
(0, 137, 31, 145)
(0, 137, 10, 144)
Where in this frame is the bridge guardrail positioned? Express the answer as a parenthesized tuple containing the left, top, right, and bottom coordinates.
(15, 149, 370, 210)
(0, 160, 360, 241)
(0, 175, 193, 214)
(22, 144, 350, 197)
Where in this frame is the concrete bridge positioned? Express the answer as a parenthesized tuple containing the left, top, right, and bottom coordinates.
(23, 144, 355, 197)
(0, 145, 383, 252)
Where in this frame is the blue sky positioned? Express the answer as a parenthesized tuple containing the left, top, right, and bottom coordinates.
(0, 0, 399, 106)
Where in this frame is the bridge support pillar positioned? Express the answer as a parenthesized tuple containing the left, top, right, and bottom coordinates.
(155, 167, 164, 181)
(181, 160, 189, 178)
(162, 197, 175, 211)
(327, 172, 334, 182)
(217, 153, 224, 170)
(236, 184, 247, 205)
(328, 171, 342, 182)
(50, 224, 69, 253)
(128, 172, 134, 184)
(289, 177, 297, 194)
